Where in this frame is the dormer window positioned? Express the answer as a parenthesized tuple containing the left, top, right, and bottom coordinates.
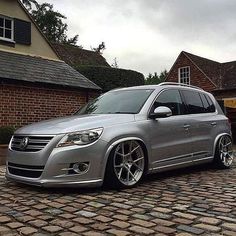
(0, 16, 14, 42)
(178, 66, 190, 85)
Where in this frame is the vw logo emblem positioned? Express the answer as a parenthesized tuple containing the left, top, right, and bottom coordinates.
(20, 137, 29, 150)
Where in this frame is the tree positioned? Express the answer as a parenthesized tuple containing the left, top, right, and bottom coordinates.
(21, 0, 38, 10)
(145, 70, 168, 85)
(21, 0, 80, 46)
(92, 42, 106, 54)
(111, 57, 119, 68)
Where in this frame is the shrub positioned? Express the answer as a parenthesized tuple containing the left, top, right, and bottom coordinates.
(0, 126, 15, 144)
(76, 66, 145, 92)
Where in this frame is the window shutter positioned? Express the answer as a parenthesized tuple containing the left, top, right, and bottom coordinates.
(14, 18, 31, 45)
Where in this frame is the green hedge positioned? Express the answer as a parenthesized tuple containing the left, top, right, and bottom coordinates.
(0, 126, 15, 144)
(76, 66, 145, 92)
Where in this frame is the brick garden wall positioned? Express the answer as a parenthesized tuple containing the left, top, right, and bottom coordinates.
(166, 53, 217, 92)
(0, 82, 99, 128)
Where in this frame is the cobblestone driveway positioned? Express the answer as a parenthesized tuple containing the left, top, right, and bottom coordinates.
(0, 163, 236, 236)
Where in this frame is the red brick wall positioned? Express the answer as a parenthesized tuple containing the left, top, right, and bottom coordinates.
(166, 53, 216, 92)
(0, 83, 99, 127)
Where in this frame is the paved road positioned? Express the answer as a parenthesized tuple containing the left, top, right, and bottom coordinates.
(0, 163, 236, 236)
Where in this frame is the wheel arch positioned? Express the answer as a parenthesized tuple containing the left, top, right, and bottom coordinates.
(101, 137, 149, 180)
(213, 132, 232, 157)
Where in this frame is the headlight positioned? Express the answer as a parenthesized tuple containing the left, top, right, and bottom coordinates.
(57, 128, 103, 147)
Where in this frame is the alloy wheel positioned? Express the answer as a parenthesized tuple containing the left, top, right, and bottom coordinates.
(113, 140, 145, 186)
(219, 136, 234, 167)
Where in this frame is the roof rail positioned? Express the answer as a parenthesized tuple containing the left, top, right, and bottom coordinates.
(159, 82, 203, 90)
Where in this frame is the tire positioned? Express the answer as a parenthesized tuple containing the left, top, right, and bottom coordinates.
(104, 140, 146, 189)
(213, 135, 234, 169)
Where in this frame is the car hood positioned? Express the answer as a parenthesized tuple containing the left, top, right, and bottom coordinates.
(15, 114, 135, 135)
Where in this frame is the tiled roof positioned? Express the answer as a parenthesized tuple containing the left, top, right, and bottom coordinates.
(222, 61, 236, 89)
(182, 51, 236, 90)
(52, 43, 110, 67)
(0, 50, 101, 90)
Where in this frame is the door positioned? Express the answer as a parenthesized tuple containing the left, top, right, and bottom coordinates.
(181, 90, 215, 160)
(148, 89, 193, 170)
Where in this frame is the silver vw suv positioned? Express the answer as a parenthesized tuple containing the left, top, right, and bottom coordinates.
(6, 82, 233, 188)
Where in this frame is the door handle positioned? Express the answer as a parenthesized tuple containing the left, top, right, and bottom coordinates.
(183, 124, 190, 129)
(211, 122, 217, 126)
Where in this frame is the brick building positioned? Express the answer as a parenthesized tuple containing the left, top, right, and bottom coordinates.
(0, 0, 100, 128)
(166, 51, 236, 139)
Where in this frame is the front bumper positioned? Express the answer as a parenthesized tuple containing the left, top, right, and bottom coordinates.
(6, 136, 108, 188)
(5, 175, 103, 188)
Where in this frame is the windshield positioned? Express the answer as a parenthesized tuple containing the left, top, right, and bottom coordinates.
(76, 89, 154, 115)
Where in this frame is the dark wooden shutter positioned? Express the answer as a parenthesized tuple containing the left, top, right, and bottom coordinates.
(14, 18, 31, 45)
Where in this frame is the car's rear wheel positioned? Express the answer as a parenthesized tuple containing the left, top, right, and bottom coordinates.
(214, 135, 234, 169)
(105, 140, 146, 188)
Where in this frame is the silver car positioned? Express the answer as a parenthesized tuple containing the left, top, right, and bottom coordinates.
(6, 82, 234, 188)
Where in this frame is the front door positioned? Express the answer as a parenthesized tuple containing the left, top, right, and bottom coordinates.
(148, 89, 193, 170)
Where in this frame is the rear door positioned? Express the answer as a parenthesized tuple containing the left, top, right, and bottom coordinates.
(181, 90, 216, 161)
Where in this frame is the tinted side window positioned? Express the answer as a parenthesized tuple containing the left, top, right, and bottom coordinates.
(153, 89, 184, 115)
(182, 90, 205, 114)
(205, 94, 216, 112)
(199, 93, 210, 112)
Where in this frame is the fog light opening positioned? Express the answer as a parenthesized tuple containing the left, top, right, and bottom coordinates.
(72, 162, 89, 174)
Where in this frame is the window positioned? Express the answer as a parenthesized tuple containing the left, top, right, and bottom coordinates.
(179, 66, 190, 85)
(77, 89, 154, 115)
(153, 89, 185, 116)
(199, 93, 210, 113)
(204, 94, 216, 113)
(182, 90, 205, 114)
(0, 16, 13, 41)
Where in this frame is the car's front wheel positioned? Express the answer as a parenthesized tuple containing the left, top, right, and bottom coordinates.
(105, 140, 146, 188)
(214, 135, 234, 169)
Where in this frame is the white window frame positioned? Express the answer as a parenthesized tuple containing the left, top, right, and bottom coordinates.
(178, 66, 190, 85)
(0, 15, 14, 42)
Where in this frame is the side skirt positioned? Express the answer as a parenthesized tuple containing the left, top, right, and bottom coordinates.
(149, 156, 213, 173)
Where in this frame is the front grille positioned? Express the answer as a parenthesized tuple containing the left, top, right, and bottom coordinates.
(8, 162, 44, 178)
(11, 135, 53, 152)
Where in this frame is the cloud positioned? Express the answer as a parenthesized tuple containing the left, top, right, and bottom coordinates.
(37, 0, 236, 76)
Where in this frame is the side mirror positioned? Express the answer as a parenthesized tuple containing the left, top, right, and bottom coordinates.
(149, 106, 172, 119)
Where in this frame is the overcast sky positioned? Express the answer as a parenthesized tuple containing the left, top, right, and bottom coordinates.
(38, 0, 236, 76)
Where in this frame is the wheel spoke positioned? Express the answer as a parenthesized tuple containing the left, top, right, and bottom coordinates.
(224, 142, 232, 148)
(220, 152, 224, 161)
(128, 169, 137, 182)
(130, 145, 140, 154)
(126, 167, 130, 183)
(115, 151, 123, 157)
(132, 162, 143, 171)
(121, 142, 125, 155)
(133, 156, 144, 163)
(118, 167, 123, 179)
(220, 139, 223, 146)
(114, 164, 123, 168)
(129, 140, 133, 153)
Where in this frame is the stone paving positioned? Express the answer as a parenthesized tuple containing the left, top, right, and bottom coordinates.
(0, 163, 236, 236)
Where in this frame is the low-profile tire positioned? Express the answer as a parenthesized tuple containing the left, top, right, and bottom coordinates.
(213, 135, 234, 169)
(104, 140, 146, 189)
